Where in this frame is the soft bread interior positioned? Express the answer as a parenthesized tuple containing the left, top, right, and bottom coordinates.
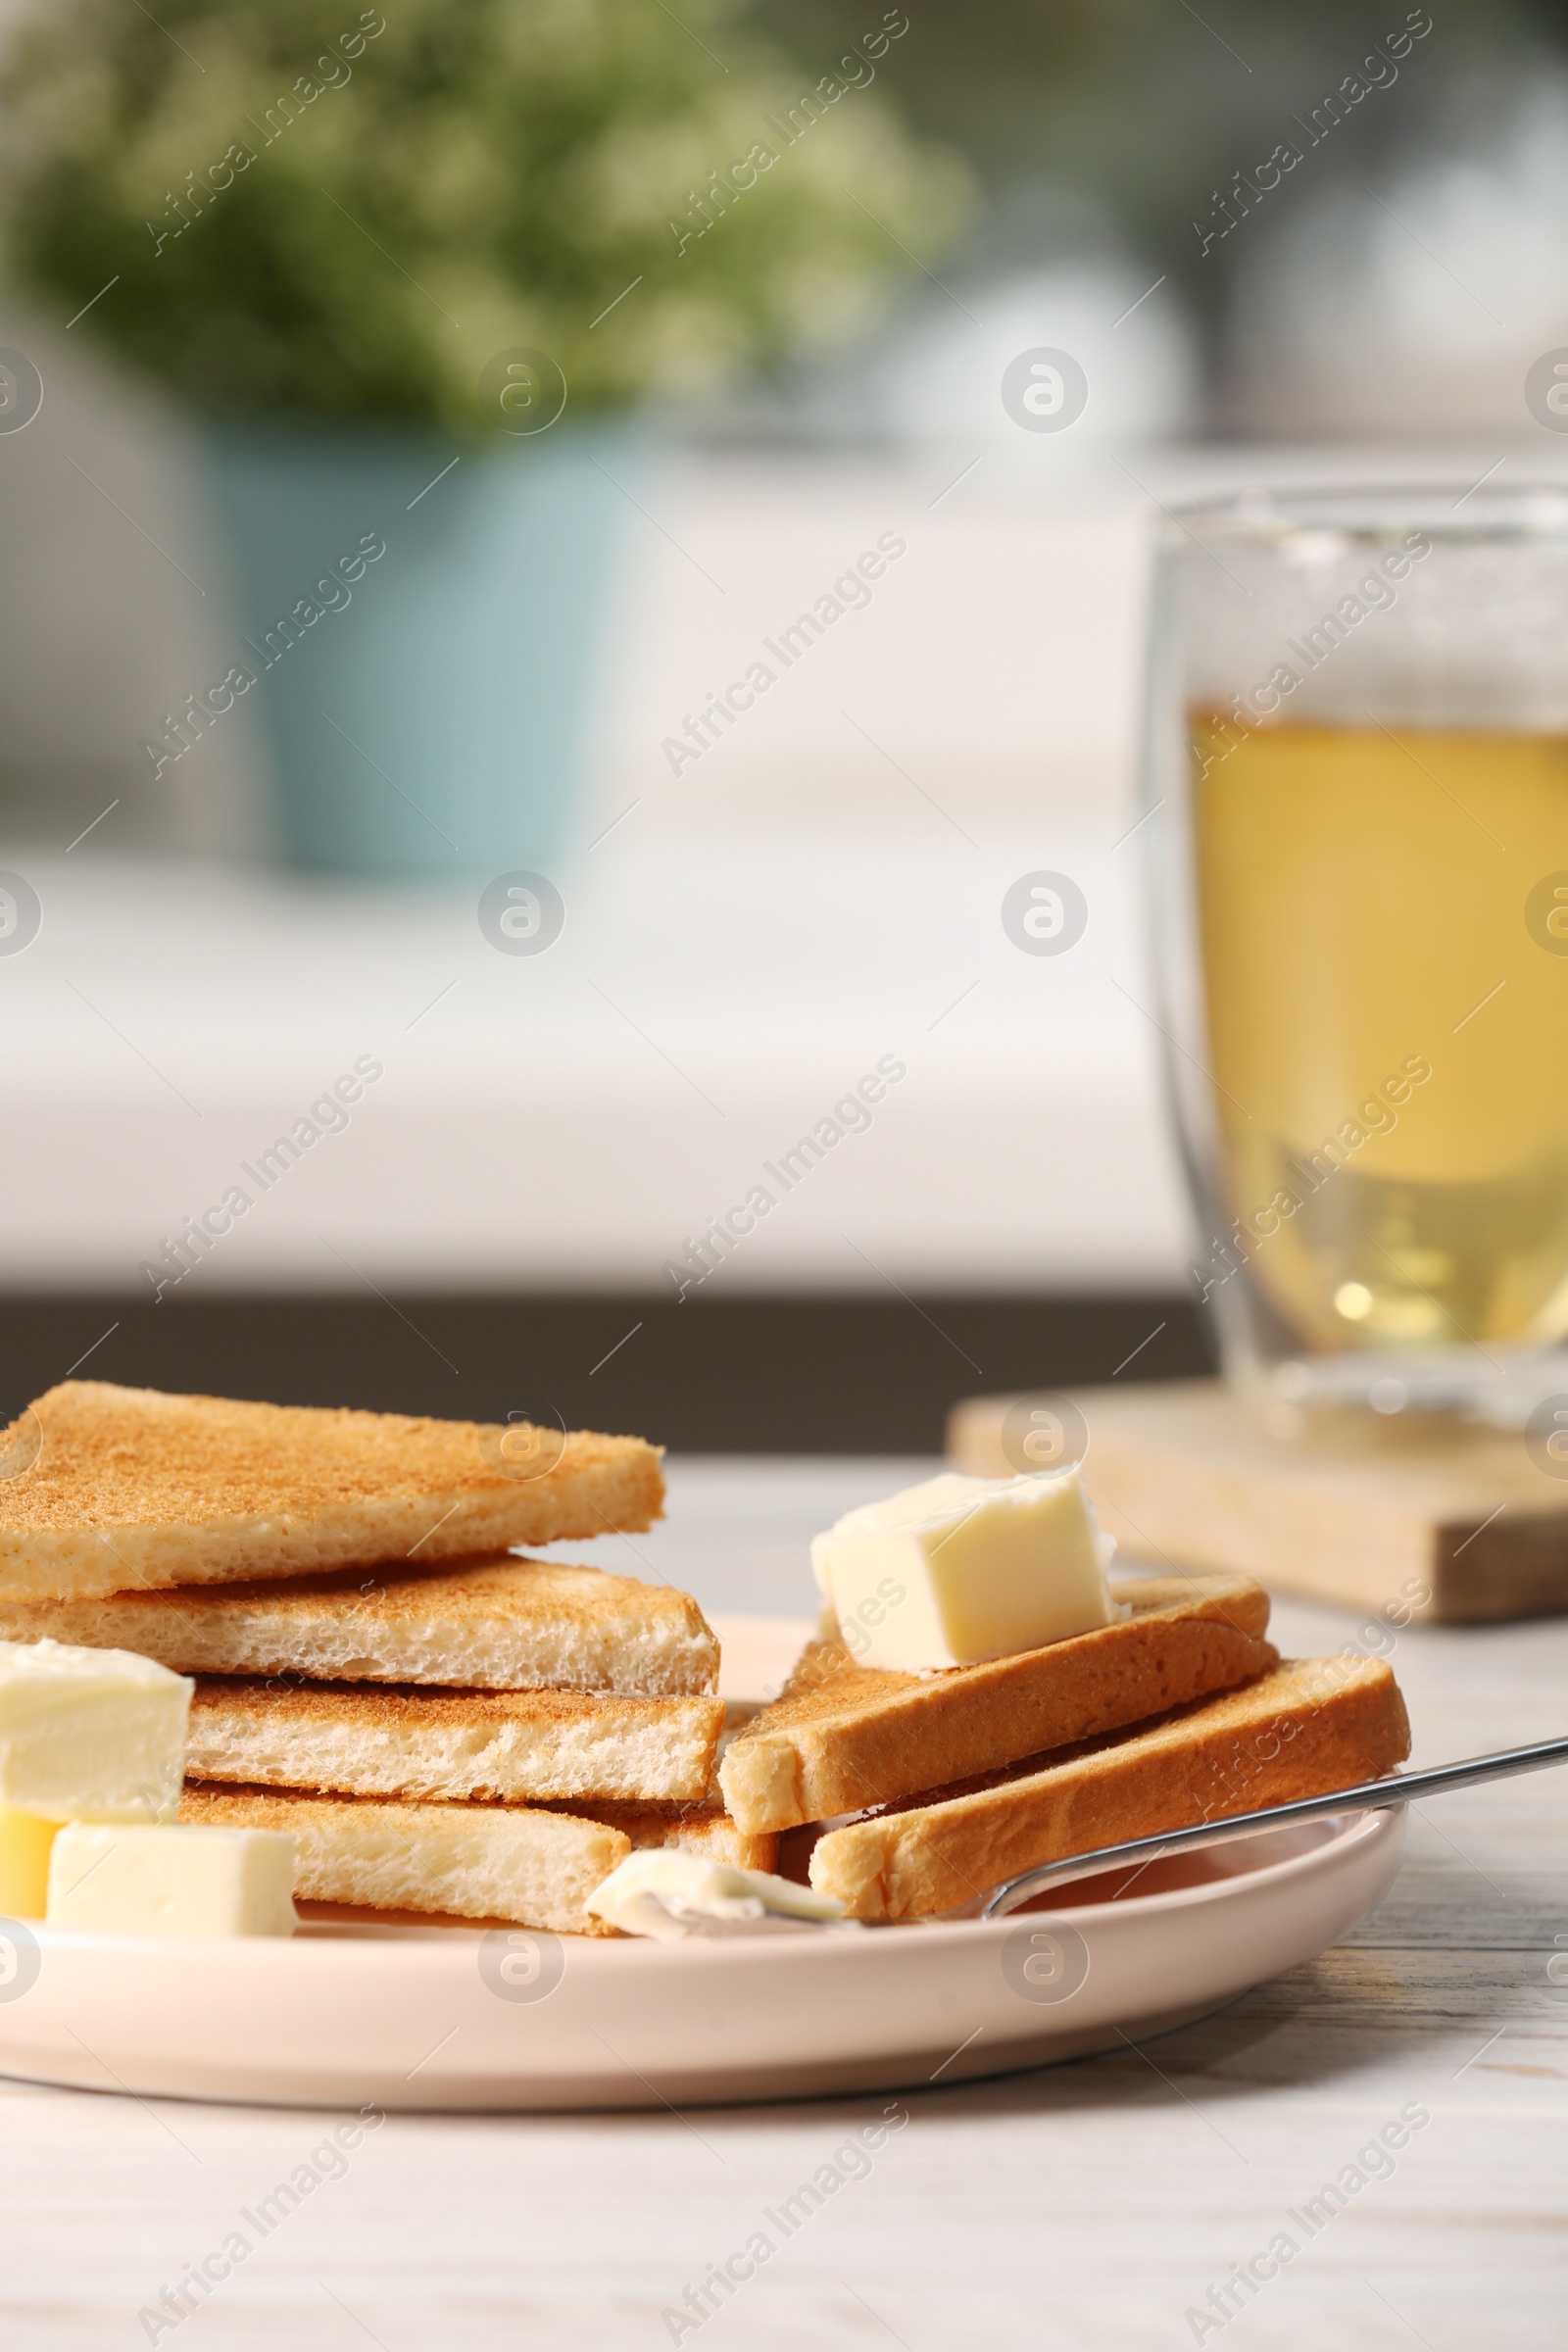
(180, 1781, 627, 1936)
(184, 1677, 725, 1805)
(0, 1554, 717, 1695)
(552, 1796, 778, 1876)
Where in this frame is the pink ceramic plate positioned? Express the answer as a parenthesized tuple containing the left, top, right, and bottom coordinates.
(0, 1618, 1406, 2110)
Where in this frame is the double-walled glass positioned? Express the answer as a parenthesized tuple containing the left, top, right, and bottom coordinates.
(1143, 486, 1568, 1423)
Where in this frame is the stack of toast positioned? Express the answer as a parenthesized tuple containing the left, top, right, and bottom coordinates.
(0, 1382, 771, 1934)
(0, 1383, 1412, 1936)
(718, 1573, 1409, 1921)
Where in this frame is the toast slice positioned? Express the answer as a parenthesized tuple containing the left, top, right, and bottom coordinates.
(556, 1798, 778, 1876)
(719, 1574, 1277, 1834)
(809, 1654, 1410, 1921)
(0, 1554, 717, 1696)
(0, 1382, 663, 1601)
(179, 1781, 627, 1936)
(185, 1677, 724, 1805)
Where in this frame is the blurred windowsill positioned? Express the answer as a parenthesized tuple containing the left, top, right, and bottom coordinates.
(0, 841, 1191, 1295)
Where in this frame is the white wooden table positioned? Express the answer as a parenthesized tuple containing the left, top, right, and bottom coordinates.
(3, 1459, 1564, 2351)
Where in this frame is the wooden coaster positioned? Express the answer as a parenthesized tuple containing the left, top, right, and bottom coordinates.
(947, 1378, 1568, 1624)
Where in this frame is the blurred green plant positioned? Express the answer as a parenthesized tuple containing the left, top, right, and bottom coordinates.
(0, 0, 969, 433)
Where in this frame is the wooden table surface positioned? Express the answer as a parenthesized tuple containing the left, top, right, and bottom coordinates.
(4, 1458, 1564, 2351)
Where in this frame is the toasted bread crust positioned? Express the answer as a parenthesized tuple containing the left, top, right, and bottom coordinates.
(185, 1675, 724, 1804)
(720, 1575, 1277, 1833)
(179, 1780, 627, 1935)
(0, 1383, 663, 1598)
(0, 1553, 718, 1695)
(809, 1654, 1411, 1921)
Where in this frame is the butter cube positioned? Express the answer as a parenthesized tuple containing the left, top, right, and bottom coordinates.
(0, 1639, 191, 1824)
(0, 1806, 61, 1918)
(46, 1824, 298, 1937)
(811, 1469, 1123, 1670)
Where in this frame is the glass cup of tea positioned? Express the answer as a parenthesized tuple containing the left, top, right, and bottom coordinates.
(1142, 485, 1568, 1425)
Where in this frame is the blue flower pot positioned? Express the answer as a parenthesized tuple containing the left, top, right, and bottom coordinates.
(204, 421, 629, 877)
